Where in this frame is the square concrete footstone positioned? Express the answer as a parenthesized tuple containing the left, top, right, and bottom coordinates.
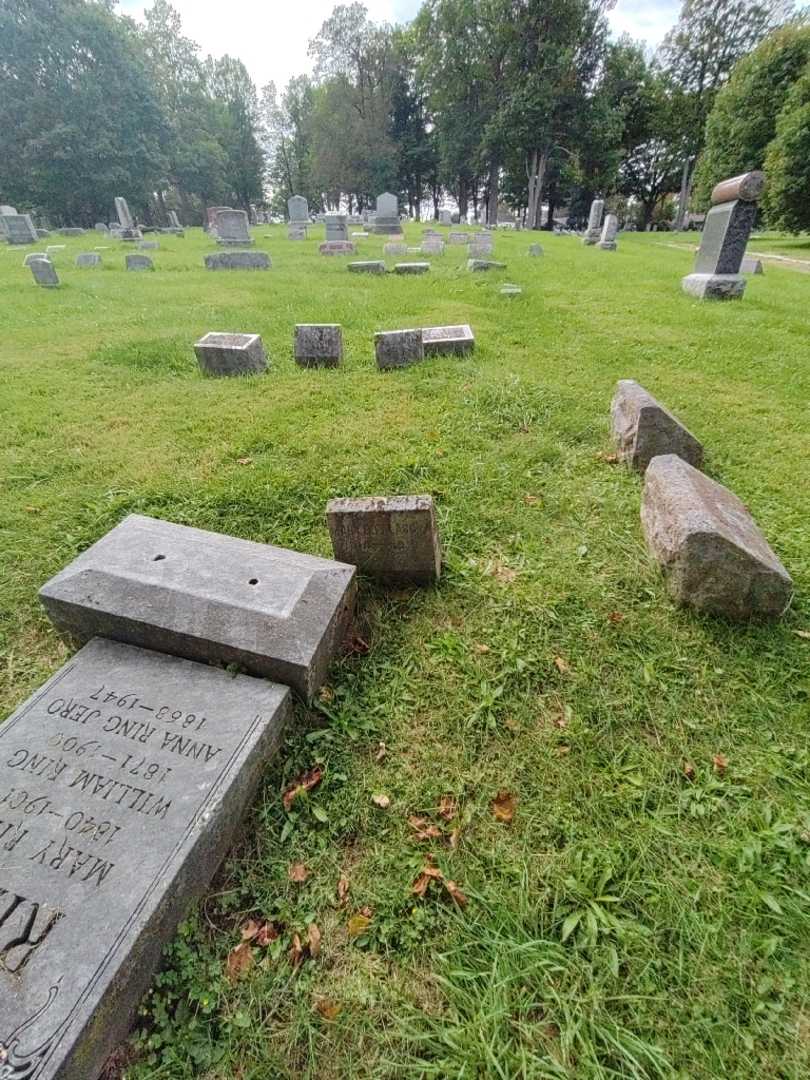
(641, 455, 793, 621)
(294, 324, 343, 368)
(194, 332, 267, 377)
(39, 514, 357, 700)
(611, 380, 703, 472)
(204, 251, 270, 270)
(326, 495, 441, 587)
(0, 637, 290, 1080)
(348, 261, 385, 274)
(374, 329, 424, 371)
(422, 325, 474, 357)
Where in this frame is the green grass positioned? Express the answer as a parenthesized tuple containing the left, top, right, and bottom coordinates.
(2, 225, 810, 1079)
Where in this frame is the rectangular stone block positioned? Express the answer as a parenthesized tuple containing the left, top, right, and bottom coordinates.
(125, 254, 153, 271)
(194, 332, 267, 377)
(3, 213, 38, 244)
(138, 240, 159, 251)
(383, 243, 408, 257)
(611, 380, 703, 472)
(693, 199, 756, 276)
(681, 273, 745, 300)
(326, 495, 441, 587)
(422, 325, 475, 357)
(598, 214, 618, 250)
(0, 637, 290, 1080)
(294, 324, 343, 368)
(39, 514, 357, 700)
(641, 455, 793, 621)
(583, 198, 604, 244)
(348, 261, 385, 274)
(324, 215, 348, 242)
(319, 241, 355, 256)
(215, 209, 253, 246)
(394, 262, 430, 274)
(467, 259, 505, 272)
(374, 329, 424, 371)
(29, 259, 60, 287)
(115, 196, 134, 230)
(448, 232, 469, 245)
(204, 251, 270, 270)
(75, 253, 101, 268)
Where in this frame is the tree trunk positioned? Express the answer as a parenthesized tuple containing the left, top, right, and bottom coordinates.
(458, 177, 468, 221)
(543, 182, 557, 231)
(526, 148, 548, 230)
(675, 157, 694, 230)
(486, 159, 498, 225)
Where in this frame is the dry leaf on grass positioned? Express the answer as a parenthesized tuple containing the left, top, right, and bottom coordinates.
(607, 611, 625, 624)
(255, 922, 278, 947)
(347, 634, 370, 655)
(347, 913, 372, 938)
(241, 919, 261, 941)
(408, 815, 443, 841)
(289, 862, 309, 883)
(315, 999, 342, 1021)
(473, 643, 491, 654)
(712, 753, 729, 774)
(444, 879, 468, 908)
(523, 494, 540, 506)
(438, 795, 457, 821)
(554, 656, 570, 674)
(683, 761, 696, 781)
(487, 560, 517, 584)
(337, 875, 350, 904)
(412, 858, 468, 907)
(282, 766, 323, 812)
(289, 933, 304, 968)
(307, 923, 322, 958)
(372, 793, 391, 809)
(226, 941, 254, 982)
(449, 827, 460, 849)
(491, 790, 516, 823)
(598, 451, 619, 464)
(236, 456, 254, 465)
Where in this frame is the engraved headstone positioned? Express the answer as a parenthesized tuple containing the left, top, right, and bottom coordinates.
(439, 209, 452, 226)
(288, 195, 309, 223)
(114, 197, 134, 230)
(394, 262, 430, 275)
(326, 495, 441, 587)
(39, 514, 357, 700)
(582, 198, 604, 245)
(373, 192, 402, 235)
(288, 224, 307, 240)
(384, 242, 408, 257)
(598, 214, 618, 250)
(294, 324, 343, 368)
(348, 261, 385, 274)
(324, 214, 348, 243)
(29, 258, 60, 287)
(3, 213, 38, 245)
(448, 232, 469, 245)
(469, 233, 494, 257)
(204, 251, 270, 270)
(0, 637, 290, 1080)
(319, 241, 355, 256)
(215, 210, 253, 246)
(421, 238, 445, 256)
(682, 171, 764, 300)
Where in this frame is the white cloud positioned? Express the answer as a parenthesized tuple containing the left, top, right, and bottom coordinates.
(120, 0, 679, 91)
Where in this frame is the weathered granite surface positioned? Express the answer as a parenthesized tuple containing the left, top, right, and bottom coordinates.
(294, 324, 343, 368)
(3, 213, 38, 244)
(319, 241, 355, 256)
(288, 195, 308, 222)
(194, 332, 267, 377)
(29, 259, 60, 287)
(204, 251, 270, 270)
(681, 273, 746, 300)
(641, 455, 793, 620)
(114, 197, 134, 230)
(383, 243, 408, 256)
(324, 215, 348, 243)
(373, 192, 402, 235)
(75, 253, 101, 268)
(448, 232, 469, 245)
(598, 214, 618, 250)
(583, 199, 604, 245)
(375, 329, 424, 371)
(39, 514, 357, 700)
(348, 261, 385, 274)
(23, 252, 48, 267)
(439, 209, 452, 226)
(215, 209, 253, 246)
(611, 380, 703, 472)
(468, 259, 505, 271)
(422, 324, 474, 357)
(693, 200, 756, 276)
(394, 262, 430, 274)
(421, 239, 445, 256)
(125, 255, 153, 272)
(138, 241, 159, 251)
(326, 495, 441, 587)
(0, 637, 290, 1080)
(710, 171, 765, 205)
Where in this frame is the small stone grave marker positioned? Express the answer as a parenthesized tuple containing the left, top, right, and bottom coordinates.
(75, 253, 101, 268)
(384, 242, 408, 256)
(319, 241, 355, 256)
(126, 254, 153, 271)
(2, 213, 38, 245)
(205, 252, 270, 270)
(294, 324, 343, 368)
(138, 240, 159, 251)
(374, 329, 424, 371)
(348, 261, 385, 274)
(324, 215, 348, 243)
(468, 258, 505, 271)
(194, 332, 267, 377)
(611, 380, 703, 472)
(448, 232, 469, 245)
(29, 258, 60, 287)
(422, 325, 474, 357)
(215, 209, 253, 246)
(394, 262, 430, 274)
(326, 495, 441, 587)
(500, 283, 522, 295)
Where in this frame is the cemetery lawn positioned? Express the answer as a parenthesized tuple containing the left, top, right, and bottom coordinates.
(2, 226, 810, 1080)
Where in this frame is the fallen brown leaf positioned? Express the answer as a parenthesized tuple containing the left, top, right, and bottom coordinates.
(607, 611, 625, 624)
(236, 456, 254, 465)
(449, 827, 460, 849)
(347, 634, 370, 655)
(255, 922, 278, 947)
(371, 793, 391, 809)
(289, 932, 304, 968)
(282, 766, 323, 812)
(337, 875, 349, 904)
(438, 795, 457, 821)
(240, 919, 260, 942)
(316, 999, 342, 1021)
(712, 753, 729, 774)
(523, 494, 540, 506)
(492, 790, 516, 824)
(599, 451, 619, 464)
(554, 656, 570, 674)
(359, 905, 373, 918)
(444, 879, 468, 908)
(307, 923, 322, 958)
(288, 862, 309, 883)
(347, 913, 371, 938)
(488, 560, 517, 584)
(473, 643, 491, 654)
(557, 744, 571, 755)
(408, 815, 443, 841)
(412, 861, 444, 898)
(683, 761, 696, 781)
(226, 941, 254, 982)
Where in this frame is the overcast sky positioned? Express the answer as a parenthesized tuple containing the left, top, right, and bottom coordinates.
(120, 0, 682, 92)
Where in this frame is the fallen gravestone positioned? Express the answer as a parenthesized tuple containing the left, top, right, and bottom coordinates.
(641, 454, 792, 620)
(294, 324, 343, 368)
(375, 329, 424, 371)
(194, 332, 267, 377)
(394, 262, 430, 274)
(582, 199, 604, 245)
(326, 495, 441, 587)
(319, 241, 355, 256)
(528, 244, 544, 256)
(383, 242, 408, 257)
(598, 214, 618, 250)
(215, 209, 253, 246)
(0, 636, 290, 1080)
(205, 252, 270, 270)
(126, 254, 153, 271)
(422, 324, 474, 357)
(682, 171, 764, 300)
(468, 259, 505, 272)
(348, 261, 385, 274)
(75, 253, 101, 268)
(3, 213, 39, 245)
(39, 514, 357, 700)
(611, 380, 703, 472)
(29, 259, 60, 287)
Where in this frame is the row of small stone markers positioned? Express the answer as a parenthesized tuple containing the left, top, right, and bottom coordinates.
(192, 324, 475, 375)
(611, 379, 792, 620)
(0, 486, 442, 1078)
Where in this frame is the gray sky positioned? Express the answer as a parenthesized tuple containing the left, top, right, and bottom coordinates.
(120, 0, 682, 92)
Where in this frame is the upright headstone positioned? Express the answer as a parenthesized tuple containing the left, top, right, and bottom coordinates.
(598, 214, 619, 250)
(373, 193, 402, 235)
(324, 214, 348, 242)
(384, 242, 408, 257)
(206, 206, 232, 234)
(469, 233, 493, 257)
(326, 495, 442, 587)
(94, 222, 109, 233)
(0, 637, 290, 1080)
(2, 213, 38, 245)
(288, 196, 309, 223)
(114, 197, 141, 240)
(29, 258, 60, 287)
(421, 238, 445, 256)
(439, 209, 453, 226)
(582, 199, 604, 245)
(126, 254, 153, 271)
(39, 514, 358, 701)
(75, 253, 102, 268)
(682, 171, 765, 300)
(215, 209, 253, 246)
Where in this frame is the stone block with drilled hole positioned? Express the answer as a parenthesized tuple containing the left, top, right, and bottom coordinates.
(611, 380, 703, 473)
(294, 324, 343, 368)
(193, 332, 267, 377)
(326, 495, 441, 587)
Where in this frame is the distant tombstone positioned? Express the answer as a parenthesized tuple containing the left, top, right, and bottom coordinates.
(326, 495, 441, 587)
(384, 242, 408, 257)
(294, 324, 343, 368)
(348, 261, 386, 274)
(611, 380, 703, 473)
(375, 329, 424, 371)
(448, 232, 469, 245)
(597, 214, 619, 250)
(126, 254, 153, 271)
(94, 222, 109, 233)
(451, 211, 460, 224)
(421, 239, 445, 256)
(29, 258, 60, 287)
(642, 455, 793, 620)
(741, 256, 764, 274)
(467, 258, 506, 272)
(0, 637, 291, 1080)
(23, 252, 48, 267)
(59, 227, 85, 237)
(39, 514, 358, 700)
(194, 332, 267, 377)
(288, 195, 309, 223)
(439, 209, 452, 226)
(469, 233, 493, 257)
(114, 197, 134, 230)
(215, 209, 253, 246)
(394, 262, 430, 274)
(422, 324, 474, 357)
(206, 205, 232, 233)
(682, 171, 764, 300)
(288, 224, 308, 240)
(374, 192, 402, 235)
(75, 252, 102, 268)
(3, 213, 39, 245)
(319, 241, 355, 256)
(205, 251, 271, 270)
(324, 214, 348, 242)
(138, 240, 160, 250)
(582, 198, 604, 245)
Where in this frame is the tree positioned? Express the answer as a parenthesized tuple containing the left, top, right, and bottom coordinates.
(0, 0, 167, 223)
(692, 24, 810, 206)
(204, 56, 265, 212)
(262, 76, 318, 213)
(763, 65, 810, 230)
(659, 0, 795, 227)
